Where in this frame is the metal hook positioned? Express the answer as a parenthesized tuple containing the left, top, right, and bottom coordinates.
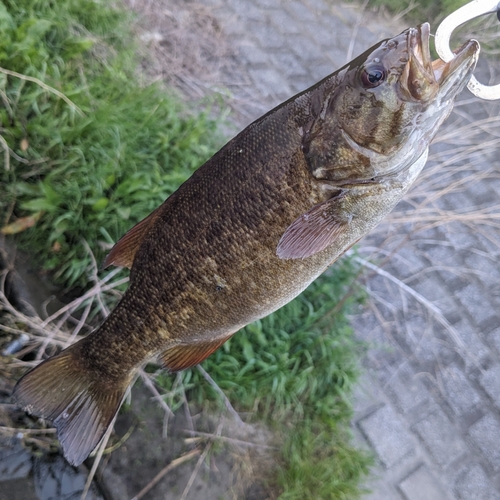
(435, 0, 500, 100)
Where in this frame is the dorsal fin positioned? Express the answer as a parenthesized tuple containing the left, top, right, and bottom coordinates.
(103, 207, 161, 269)
(160, 334, 236, 373)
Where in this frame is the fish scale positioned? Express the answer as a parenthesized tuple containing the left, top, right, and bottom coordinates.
(13, 23, 479, 466)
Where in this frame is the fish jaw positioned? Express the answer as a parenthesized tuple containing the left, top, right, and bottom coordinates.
(400, 23, 480, 104)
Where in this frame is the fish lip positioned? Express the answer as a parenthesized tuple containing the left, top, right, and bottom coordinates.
(400, 23, 479, 102)
(431, 38, 480, 87)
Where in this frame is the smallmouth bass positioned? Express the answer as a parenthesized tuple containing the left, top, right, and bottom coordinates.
(13, 24, 479, 466)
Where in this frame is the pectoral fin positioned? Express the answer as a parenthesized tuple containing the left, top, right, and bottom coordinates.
(160, 333, 236, 373)
(103, 207, 161, 269)
(277, 194, 350, 259)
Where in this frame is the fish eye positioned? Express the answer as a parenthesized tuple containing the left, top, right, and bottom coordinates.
(361, 65, 386, 88)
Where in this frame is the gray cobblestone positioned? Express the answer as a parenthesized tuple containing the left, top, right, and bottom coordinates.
(454, 283, 499, 332)
(398, 464, 451, 500)
(450, 318, 490, 364)
(237, 43, 269, 66)
(487, 328, 500, 355)
(364, 477, 402, 500)
(288, 34, 326, 64)
(269, 51, 309, 80)
(479, 364, 500, 409)
(454, 464, 500, 500)
(359, 405, 415, 468)
(385, 365, 428, 413)
(229, 0, 263, 19)
(268, 9, 301, 35)
(247, 67, 292, 99)
(248, 20, 286, 50)
(283, 0, 317, 22)
(441, 365, 482, 415)
(412, 407, 467, 468)
(469, 415, 500, 472)
(303, 0, 330, 13)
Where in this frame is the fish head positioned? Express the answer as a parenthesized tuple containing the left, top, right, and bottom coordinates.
(307, 23, 480, 181)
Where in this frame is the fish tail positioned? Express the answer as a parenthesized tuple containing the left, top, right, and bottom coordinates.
(12, 345, 129, 466)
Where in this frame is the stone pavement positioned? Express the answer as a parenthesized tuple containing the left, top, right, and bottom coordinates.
(171, 0, 500, 497)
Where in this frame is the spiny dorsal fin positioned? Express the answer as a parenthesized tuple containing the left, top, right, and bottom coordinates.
(103, 207, 161, 269)
(12, 346, 130, 466)
(160, 334, 236, 373)
(277, 194, 350, 259)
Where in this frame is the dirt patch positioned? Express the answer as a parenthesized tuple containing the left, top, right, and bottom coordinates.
(123, 0, 233, 98)
(97, 383, 276, 500)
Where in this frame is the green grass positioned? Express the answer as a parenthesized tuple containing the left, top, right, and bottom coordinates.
(0, 0, 222, 287)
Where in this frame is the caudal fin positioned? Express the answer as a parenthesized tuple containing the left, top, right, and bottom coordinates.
(12, 346, 129, 466)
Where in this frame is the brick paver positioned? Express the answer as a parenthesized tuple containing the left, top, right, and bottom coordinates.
(194, 0, 500, 497)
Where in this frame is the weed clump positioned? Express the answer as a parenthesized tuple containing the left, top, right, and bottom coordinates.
(0, 0, 222, 287)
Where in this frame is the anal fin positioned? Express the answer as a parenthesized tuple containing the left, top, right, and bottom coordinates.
(160, 334, 236, 372)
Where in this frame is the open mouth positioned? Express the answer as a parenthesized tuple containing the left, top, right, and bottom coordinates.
(400, 23, 479, 102)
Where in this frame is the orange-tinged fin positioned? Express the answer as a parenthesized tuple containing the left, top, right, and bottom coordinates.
(160, 335, 235, 372)
(277, 195, 350, 259)
(103, 207, 161, 269)
(12, 347, 129, 466)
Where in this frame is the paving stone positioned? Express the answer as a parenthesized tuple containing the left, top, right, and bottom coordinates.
(465, 177, 500, 205)
(487, 327, 500, 355)
(412, 407, 467, 468)
(228, 0, 263, 19)
(306, 22, 345, 48)
(422, 241, 460, 269)
(469, 414, 500, 471)
(454, 283, 499, 332)
(441, 365, 482, 415)
(443, 222, 481, 251)
(363, 477, 402, 500)
(351, 372, 385, 418)
(303, 0, 330, 13)
(253, 0, 282, 8)
(464, 251, 500, 282)
(269, 51, 309, 80)
(358, 405, 415, 469)
(385, 365, 428, 413)
(237, 43, 269, 66)
(288, 34, 326, 64)
(247, 67, 292, 100)
(448, 318, 490, 364)
(386, 245, 428, 280)
(310, 61, 338, 81)
(268, 9, 301, 35)
(283, 0, 317, 22)
(479, 364, 500, 409)
(248, 20, 286, 50)
(398, 464, 450, 500)
(454, 463, 500, 500)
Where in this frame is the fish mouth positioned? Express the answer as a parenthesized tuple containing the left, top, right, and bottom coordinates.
(400, 23, 480, 102)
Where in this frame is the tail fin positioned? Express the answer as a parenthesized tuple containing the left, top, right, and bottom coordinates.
(12, 346, 129, 466)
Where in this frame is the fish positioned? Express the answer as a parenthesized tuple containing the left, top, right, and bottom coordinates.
(12, 23, 479, 466)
